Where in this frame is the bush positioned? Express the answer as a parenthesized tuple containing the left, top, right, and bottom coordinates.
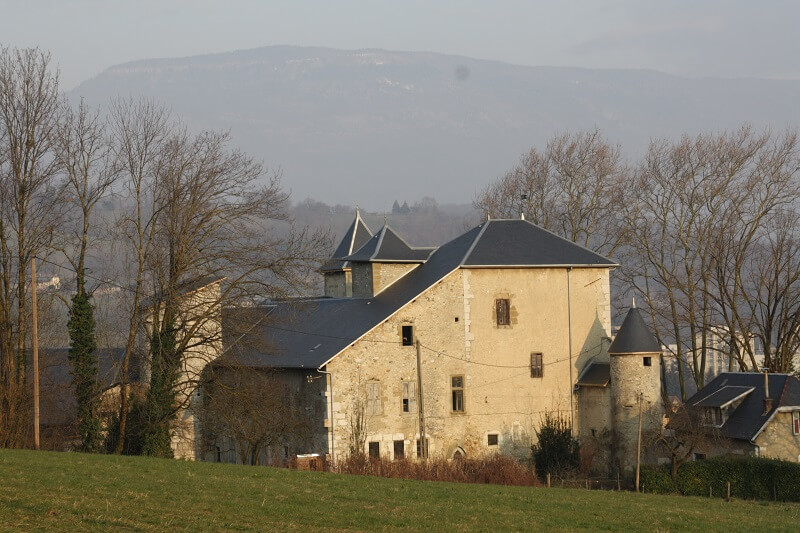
(676, 456, 800, 502)
(531, 412, 580, 480)
(639, 466, 677, 494)
(336, 455, 540, 487)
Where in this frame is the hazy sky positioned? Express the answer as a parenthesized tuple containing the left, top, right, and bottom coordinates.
(2, 0, 799, 89)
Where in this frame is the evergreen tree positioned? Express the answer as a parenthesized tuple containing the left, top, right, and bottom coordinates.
(67, 285, 102, 452)
(141, 314, 180, 457)
(392, 200, 401, 214)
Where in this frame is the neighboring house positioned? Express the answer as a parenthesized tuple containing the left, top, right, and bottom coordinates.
(686, 372, 800, 462)
(194, 212, 664, 475)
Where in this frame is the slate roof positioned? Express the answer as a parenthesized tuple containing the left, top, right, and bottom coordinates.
(462, 219, 616, 267)
(345, 225, 435, 263)
(222, 219, 616, 370)
(608, 307, 661, 354)
(693, 386, 753, 408)
(320, 211, 373, 272)
(576, 362, 610, 387)
(687, 373, 800, 441)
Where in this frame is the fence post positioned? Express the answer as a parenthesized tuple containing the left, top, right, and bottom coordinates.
(546, 473, 551, 488)
(727, 481, 730, 501)
(709, 486, 712, 498)
(585, 479, 589, 490)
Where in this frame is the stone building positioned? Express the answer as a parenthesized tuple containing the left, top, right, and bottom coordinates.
(685, 372, 800, 461)
(192, 212, 666, 473)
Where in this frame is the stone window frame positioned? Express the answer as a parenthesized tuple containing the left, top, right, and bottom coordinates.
(416, 437, 429, 458)
(368, 441, 380, 458)
(401, 380, 417, 413)
(487, 433, 499, 446)
(451, 375, 465, 413)
(393, 440, 405, 459)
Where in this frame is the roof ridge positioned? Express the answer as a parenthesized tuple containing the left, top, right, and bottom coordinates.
(459, 221, 490, 266)
(371, 226, 388, 261)
(776, 374, 789, 406)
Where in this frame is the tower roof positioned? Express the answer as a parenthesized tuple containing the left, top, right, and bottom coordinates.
(345, 225, 435, 263)
(321, 211, 373, 272)
(608, 306, 661, 355)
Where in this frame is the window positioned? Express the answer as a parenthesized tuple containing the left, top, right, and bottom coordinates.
(416, 438, 429, 458)
(215, 445, 222, 462)
(487, 434, 499, 446)
(530, 352, 543, 378)
(394, 440, 405, 459)
(643, 356, 652, 367)
(451, 375, 465, 412)
(368, 441, 380, 458)
(402, 381, 417, 413)
(366, 382, 382, 416)
(496, 298, 510, 326)
(693, 452, 706, 461)
(793, 411, 800, 436)
(402, 325, 414, 346)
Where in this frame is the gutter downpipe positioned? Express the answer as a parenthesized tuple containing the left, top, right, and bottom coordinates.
(317, 367, 335, 463)
(567, 267, 575, 436)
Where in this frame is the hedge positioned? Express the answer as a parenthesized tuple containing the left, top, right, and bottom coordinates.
(642, 456, 800, 502)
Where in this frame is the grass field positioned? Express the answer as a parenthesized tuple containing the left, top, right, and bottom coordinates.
(0, 450, 798, 531)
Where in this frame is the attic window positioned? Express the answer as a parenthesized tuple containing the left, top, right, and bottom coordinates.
(643, 356, 652, 367)
(496, 299, 510, 326)
(402, 325, 414, 346)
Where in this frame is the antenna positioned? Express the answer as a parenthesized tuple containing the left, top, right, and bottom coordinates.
(632, 295, 636, 308)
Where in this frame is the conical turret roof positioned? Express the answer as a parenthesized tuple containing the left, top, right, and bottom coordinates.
(608, 306, 661, 355)
(345, 225, 435, 263)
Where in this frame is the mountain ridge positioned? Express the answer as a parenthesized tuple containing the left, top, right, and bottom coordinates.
(71, 45, 800, 208)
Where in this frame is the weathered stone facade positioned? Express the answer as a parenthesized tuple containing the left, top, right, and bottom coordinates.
(324, 265, 614, 461)
(755, 411, 800, 461)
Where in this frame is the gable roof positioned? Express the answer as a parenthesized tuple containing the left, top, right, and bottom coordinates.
(608, 307, 661, 355)
(221, 219, 616, 370)
(687, 372, 800, 441)
(345, 225, 435, 263)
(321, 211, 374, 272)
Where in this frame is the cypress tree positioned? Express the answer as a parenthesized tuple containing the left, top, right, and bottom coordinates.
(67, 287, 102, 452)
(141, 315, 179, 457)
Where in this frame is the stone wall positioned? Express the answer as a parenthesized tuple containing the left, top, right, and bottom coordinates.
(325, 266, 613, 462)
(756, 411, 800, 462)
(324, 271, 350, 298)
(351, 262, 419, 298)
(609, 352, 663, 475)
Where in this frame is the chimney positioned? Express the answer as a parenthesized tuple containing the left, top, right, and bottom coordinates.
(763, 371, 773, 415)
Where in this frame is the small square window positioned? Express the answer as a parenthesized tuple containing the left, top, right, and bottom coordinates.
(394, 440, 405, 459)
(643, 356, 652, 367)
(530, 352, 543, 378)
(368, 441, 380, 458)
(496, 299, 510, 326)
(487, 434, 499, 446)
(402, 325, 414, 346)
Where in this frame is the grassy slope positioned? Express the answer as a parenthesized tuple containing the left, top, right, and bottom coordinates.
(0, 450, 798, 532)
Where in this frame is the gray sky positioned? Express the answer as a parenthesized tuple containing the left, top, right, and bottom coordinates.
(2, 0, 799, 89)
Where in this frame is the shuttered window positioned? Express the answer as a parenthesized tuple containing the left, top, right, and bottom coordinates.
(451, 375, 464, 412)
(402, 381, 417, 413)
(793, 411, 800, 435)
(531, 352, 543, 378)
(366, 382, 382, 416)
(496, 299, 510, 326)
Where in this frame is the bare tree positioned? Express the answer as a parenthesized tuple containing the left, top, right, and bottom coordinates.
(199, 365, 311, 465)
(0, 47, 63, 447)
(475, 129, 629, 256)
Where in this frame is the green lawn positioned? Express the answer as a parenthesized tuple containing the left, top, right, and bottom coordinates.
(0, 450, 797, 531)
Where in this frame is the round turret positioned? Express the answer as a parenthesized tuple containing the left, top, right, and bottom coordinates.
(608, 304, 663, 475)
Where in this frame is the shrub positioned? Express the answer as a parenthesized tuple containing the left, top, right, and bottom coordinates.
(531, 412, 580, 480)
(676, 456, 800, 502)
(336, 455, 539, 487)
(639, 466, 677, 494)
